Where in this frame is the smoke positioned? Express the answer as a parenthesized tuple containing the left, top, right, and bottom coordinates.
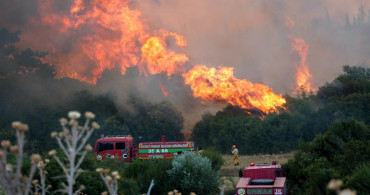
(131, 0, 370, 92)
(94, 66, 221, 135)
(1, 0, 370, 136)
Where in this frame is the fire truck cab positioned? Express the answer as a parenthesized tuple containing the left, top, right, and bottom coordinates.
(94, 136, 138, 162)
(236, 162, 287, 195)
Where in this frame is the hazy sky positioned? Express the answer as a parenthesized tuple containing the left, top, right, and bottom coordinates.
(131, 0, 370, 93)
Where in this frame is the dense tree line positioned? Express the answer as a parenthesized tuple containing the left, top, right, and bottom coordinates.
(284, 63, 370, 195)
(285, 120, 370, 194)
(191, 65, 370, 155)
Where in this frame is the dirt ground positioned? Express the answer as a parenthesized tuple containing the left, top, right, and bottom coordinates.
(219, 152, 295, 192)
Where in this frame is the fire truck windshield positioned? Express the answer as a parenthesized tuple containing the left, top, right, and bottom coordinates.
(116, 142, 125, 149)
(97, 142, 113, 152)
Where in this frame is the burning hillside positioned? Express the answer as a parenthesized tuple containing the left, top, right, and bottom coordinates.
(183, 65, 286, 115)
(7, 0, 287, 115)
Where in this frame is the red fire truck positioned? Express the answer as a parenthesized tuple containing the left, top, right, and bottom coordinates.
(236, 162, 287, 195)
(94, 135, 195, 162)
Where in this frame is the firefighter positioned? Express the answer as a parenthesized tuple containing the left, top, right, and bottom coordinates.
(232, 145, 239, 166)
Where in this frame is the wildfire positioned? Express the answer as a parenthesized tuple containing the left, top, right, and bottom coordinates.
(158, 79, 169, 97)
(140, 35, 188, 77)
(182, 65, 286, 115)
(33, 0, 188, 83)
(290, 37, 315, 93)
(22, 0, 292, 115)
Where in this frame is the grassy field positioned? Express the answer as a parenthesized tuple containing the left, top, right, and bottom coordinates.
(219, 152, 295, 192)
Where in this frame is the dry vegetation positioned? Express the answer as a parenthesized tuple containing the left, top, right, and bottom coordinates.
(219, 152, 295, 192)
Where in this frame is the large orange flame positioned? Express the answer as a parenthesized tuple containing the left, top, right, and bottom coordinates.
(34, 0, 187, 83)
(140, 35, 188, 77)
(183, 65, 286, 115)
(290, 37, 315, 93)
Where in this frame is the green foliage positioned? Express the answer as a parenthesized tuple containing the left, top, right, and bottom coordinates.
(325, 93, 370, 123)
(224, 189, 237, 195)
(285, 120, 370, 194)
(124, 158, 173, 194)
(317, 65, 370, 100)
(44, 150, 70, 191)
(192, 104, 308, 154)
(346, 163, 370, 195)
(77, 153, 111, 195)
(44, 152, 142, 195)
(191, 112, 214, 149)
(0, 127, 15, 142)
(334, 140, 370, 175)
(199, 148, 224, 171)
(118, 178, 140, 195)
(76, 171, 105, 195)
(125, 97, 184, 142)
(303, 157, 340, 194)
(99, 116, 130, 137)
(167, 152, 219, 195)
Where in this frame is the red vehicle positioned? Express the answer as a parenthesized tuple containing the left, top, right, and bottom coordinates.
(236, 162, 287, 195)
(94, 135, 195, 162)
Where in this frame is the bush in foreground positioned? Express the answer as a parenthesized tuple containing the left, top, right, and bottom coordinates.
(285, 120, 370, 194)
(167, 152, 219, 195)
(199, 147, 224, 171)
(124, 158, 172, 194)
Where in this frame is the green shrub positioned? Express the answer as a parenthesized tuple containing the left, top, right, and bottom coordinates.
(124, 159, 173, 194)
(119, 178, 140, 195)
(224, 189, 236, 195)
(285, 120, 370, 194)
(167, 152, 219, 195)
(199, 147, 224, 171)
(346, 163, 370, 195)
(75, 171, 105, 195)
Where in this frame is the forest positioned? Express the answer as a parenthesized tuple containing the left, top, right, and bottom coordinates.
(192, 65, 370, 155)
(0, 28, 369, 194)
